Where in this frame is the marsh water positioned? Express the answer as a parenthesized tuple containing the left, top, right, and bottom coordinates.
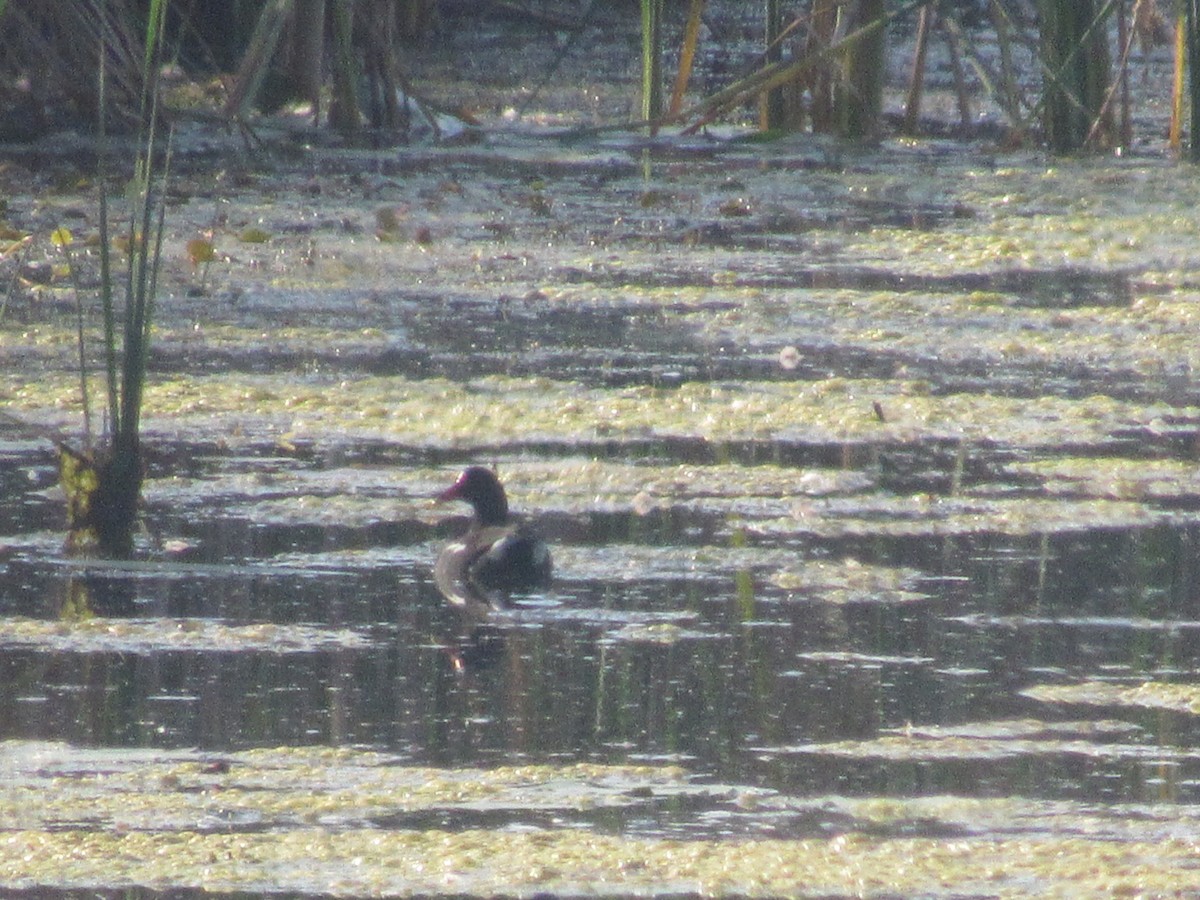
(6, 121, 1200, 896)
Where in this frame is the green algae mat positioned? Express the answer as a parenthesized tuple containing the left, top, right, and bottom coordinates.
(4, 741, 1200, 897)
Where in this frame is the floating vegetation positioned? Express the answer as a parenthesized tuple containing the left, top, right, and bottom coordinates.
(950, 614, 1200, 634)
(1022, 682, 1200, 715)
(746, 495, 1162, 540)
(0, 742, 693, 833)
(604, 621, 720, 644)
(792, 650, 933, 666)
(0, 617, 373, 654)
(4, 370, 1197, 456)
(1010, 457, 1200, 502)
(761, 790, 1200, 843)
(770, 559, 929, 604)
(519, 459, 876, 509)
(889, 719, 1142, 741)
(3, 742, 1200, 897)
(555, 544, 795, 583)
(760, 717, 1179, 763)
(9, 825, 1200, 897)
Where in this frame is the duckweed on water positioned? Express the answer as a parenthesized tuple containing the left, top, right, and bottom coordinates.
(746, 495, 1161, 539)
(0, 742, 691, 833)
(0, 617, 372, 654)
(1022, 681, 1200, 715)
(605, 621, 719, 644)
(770, 559, 928, 604)
(6, 822, 1200, 896)
(1010, 457, 1200, 501)
(770, 729, 1180, 764)
(5, 741, 1200, 895)
(4, 371, 1192, 450)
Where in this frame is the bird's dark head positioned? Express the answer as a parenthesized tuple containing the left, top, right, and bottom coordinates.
(438, 466, 509, 525)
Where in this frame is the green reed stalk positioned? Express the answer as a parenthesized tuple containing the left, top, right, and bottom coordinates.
(1188, 0, 1200, 161)
(116, 0, 170, 448)
(63, 0, 171, 557)
(839, 0, 886, 138)
(1038, 0, 1114, 152)
(642, 0, 664, 127)
(761, 0, 784, 130)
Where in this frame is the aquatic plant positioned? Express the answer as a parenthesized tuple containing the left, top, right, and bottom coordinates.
(1187, 0, 1200, 160)
(680, 0, 925, 136)
(58, 0, 171, 558)
(641, 0, 665, 127)
(761, 0, 785, 130)
(1037, 0, 1114, 151)
(838, 0, 887, 139)
(0, 1, 153, 136)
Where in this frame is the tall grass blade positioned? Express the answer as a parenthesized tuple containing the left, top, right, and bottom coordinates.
(118, 0, 169, 448)
(1170, 7, 1185, 151)
(55, 230, 93, 445)
(142, 0, 168, 82)
(838, 0, 887, 138)
(97, 3, 119, 437)
(223, 0, 294, 120)
(330, 0, 361, 131)
(642, 0, 664, 128)
(989, 0, 1025, 128)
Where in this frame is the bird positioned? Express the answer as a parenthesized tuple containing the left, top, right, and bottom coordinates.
(434, 466, 552, 608)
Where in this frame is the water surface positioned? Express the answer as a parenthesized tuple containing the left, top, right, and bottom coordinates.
(3, 131, 1200, 896)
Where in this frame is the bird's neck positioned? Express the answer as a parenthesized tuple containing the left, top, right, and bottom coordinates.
(474, 495, 509, 527)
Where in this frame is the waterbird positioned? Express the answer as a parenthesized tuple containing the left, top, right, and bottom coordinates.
(434, 466, 552, 607)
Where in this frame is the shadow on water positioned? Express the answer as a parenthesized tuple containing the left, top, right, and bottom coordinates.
(566, 262, 1142, 309)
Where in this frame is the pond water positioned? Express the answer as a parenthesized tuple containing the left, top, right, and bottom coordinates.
(4, 129, 1200, 896)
